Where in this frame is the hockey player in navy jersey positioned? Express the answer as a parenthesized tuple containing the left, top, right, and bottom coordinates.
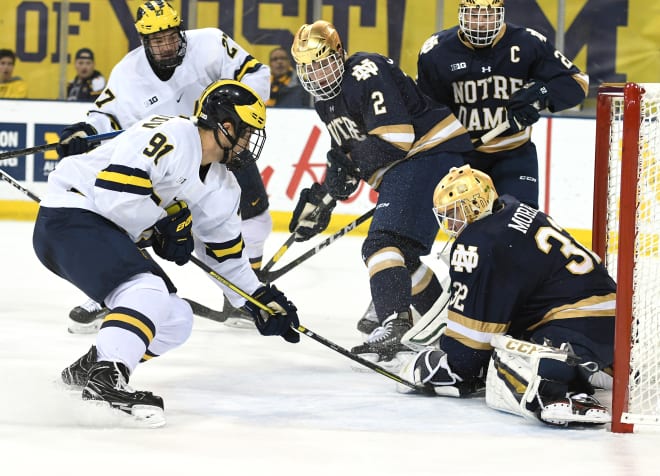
(33, 81, 300, 427)
(417, 0, 588, 209)
(400, 165, 615, 427)
(288, 20, 473, 370)
(57, 0, 271, 331)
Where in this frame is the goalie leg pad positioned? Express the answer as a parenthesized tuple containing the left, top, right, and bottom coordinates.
(485, 335, 578, 422)
(402, 274, 451, 351)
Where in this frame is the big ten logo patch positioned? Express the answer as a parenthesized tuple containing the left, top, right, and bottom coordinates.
(33, 125, 65, 181)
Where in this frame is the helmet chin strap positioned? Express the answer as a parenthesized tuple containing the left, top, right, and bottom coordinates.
(213, 124, 236, 165)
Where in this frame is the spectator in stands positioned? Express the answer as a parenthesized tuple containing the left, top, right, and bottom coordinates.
(66, 48, 106, 102)
(0, 49, 28, 98)
(266, 46, 309, 108)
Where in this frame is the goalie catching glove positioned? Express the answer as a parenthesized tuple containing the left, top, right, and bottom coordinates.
(152, 201, 194, 265)
(56, 122, 98, 157)
(506, 81, 550, 131)
(325, 148, 359, 200)
(288, 182, 336, 242)
(243, 285, 300, 343)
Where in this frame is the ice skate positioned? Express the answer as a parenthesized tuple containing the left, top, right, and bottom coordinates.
(539, 393, 611, 427)
(68, 298, 109, 334)
(351, 311, 414, 372)
(61, 345, 97, 388)
(222, 295, 257, 329)
(356, 300, 379, 337)
(83, 361, 165, 428)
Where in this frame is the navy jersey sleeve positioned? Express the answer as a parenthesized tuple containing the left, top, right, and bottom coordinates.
(519, 27, 588, 112)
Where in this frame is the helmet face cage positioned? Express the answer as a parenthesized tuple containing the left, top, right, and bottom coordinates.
(291, 21, 345, 101)
(295, 52, 345, 101)
(458, 0, 505, 47)
(432, 165, 497, 237)
(135, 1, 187, 70)
(194, 80, 267, 169)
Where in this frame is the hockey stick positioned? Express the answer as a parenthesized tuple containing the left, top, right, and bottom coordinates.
(0, 130, 123, 161)
(0, 168, 42, 202)
(472, 120, 510, 148)
(189, 254, 432, 394)
(264, 206, 375, 282)
(261, 193, 336, 274)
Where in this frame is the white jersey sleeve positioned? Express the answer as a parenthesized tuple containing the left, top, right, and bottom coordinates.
(85, 28, 270, 134)
(43, 114, 261, 304)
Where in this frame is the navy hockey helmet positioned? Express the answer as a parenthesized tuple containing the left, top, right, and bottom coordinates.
(459, 0, 505, 47)
(433, 165, 498, 237)
(135, 1, 187, 72)
(194, 80, 267, 170)
(291, 20, 346, 101)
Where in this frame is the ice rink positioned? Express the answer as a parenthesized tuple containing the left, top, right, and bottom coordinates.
(2, 219, 660, 476)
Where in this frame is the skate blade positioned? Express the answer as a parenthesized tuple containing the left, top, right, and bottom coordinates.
(67, 319, 102, 335)
(223, 317, 256, 329)
(350, 351, 414, 374)
(541, 406, 611, 426)
(85, 400, 166, 428)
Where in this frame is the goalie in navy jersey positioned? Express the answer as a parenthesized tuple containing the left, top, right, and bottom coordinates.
(417, 0, 589, 209)
(400, 165, 615, 427)
(33, 80, 300, 427)
(288, 20, 474, 370)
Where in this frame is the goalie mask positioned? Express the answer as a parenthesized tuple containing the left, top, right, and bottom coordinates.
(459, 0, 505, 47)
(135, 0, 187, 74)
(291, 20, 346, 101)
(433, 165, 497, 237)
(194, 80, 267, 171)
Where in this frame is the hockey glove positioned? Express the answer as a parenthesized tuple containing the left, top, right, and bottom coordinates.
(152, 201, 194, 265)
(325, 148, 360, 200)
(56, 122, 98, 158)
(244, 285, 300, 343)
(507, 81, 550, 131)
(288, 182, 336, 242)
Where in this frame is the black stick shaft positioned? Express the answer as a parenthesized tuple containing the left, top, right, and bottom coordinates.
(265, 207, 374, 282)
(0, 130, 123, 161)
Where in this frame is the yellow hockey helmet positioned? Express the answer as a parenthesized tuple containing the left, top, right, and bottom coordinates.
(135, 1, 186, 72)
(433, 165, 498, 237)
(291, 20, 345, 100)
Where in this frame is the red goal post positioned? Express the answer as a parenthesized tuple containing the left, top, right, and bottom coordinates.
(593, 83, 660, 433)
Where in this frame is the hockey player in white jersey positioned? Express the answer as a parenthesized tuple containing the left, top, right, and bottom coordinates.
(57, 0, 271, 331)
(34, 80, 300, 427)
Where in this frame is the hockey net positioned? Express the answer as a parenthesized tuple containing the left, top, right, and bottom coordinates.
(593, 83, 660, 433)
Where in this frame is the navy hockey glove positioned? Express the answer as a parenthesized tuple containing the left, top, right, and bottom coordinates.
(152, 201, 194, 265)
(325, 148, 359, 200)
(288, 182, 336, 242)
(244, 285, 300, 343)
(507, 81, 550, 130)
(56, 122, 98, 158)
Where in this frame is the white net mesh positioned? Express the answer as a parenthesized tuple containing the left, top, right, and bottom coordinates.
(604, 84, 660, 425)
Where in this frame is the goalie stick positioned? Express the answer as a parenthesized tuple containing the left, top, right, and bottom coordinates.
(189, 255, 434, 394)
(0, 130, 123, 161)
(263, 207, 375, 282)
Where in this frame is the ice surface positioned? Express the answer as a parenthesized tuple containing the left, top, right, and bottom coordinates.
(1, 221, 659, 475)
